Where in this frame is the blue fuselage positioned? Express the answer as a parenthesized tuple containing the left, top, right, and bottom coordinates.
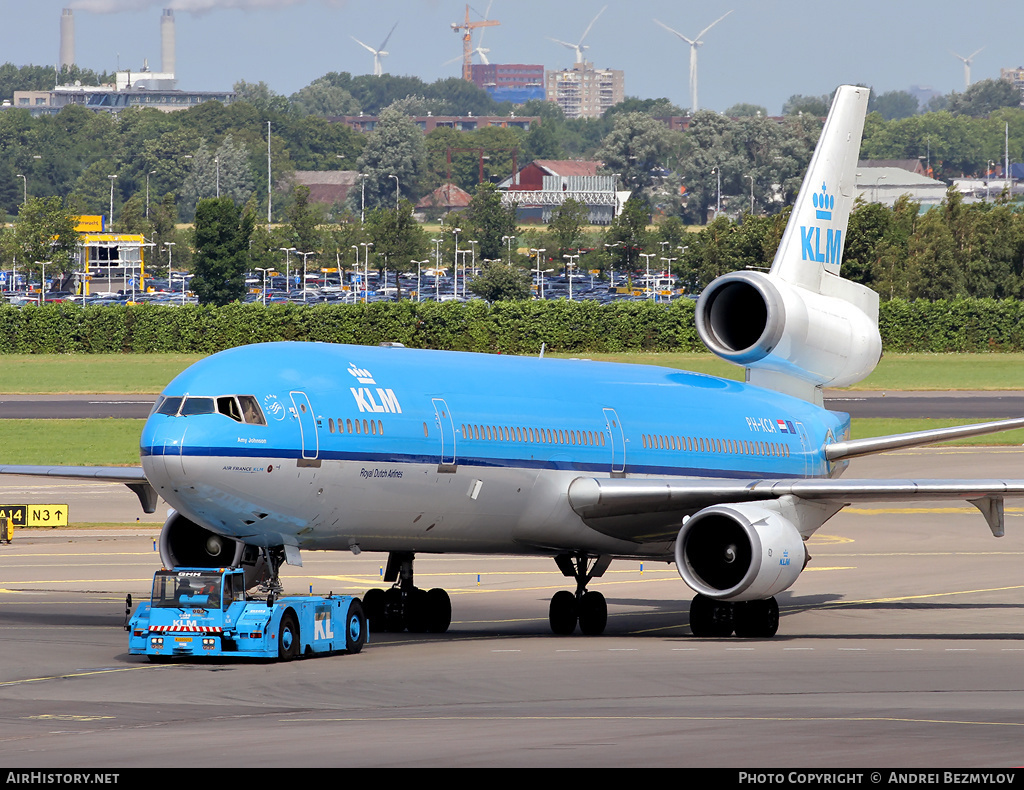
(140, 343, 849, 559)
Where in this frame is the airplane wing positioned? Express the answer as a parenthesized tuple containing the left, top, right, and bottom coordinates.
(567, 476, 1024, 542)
(0, 464, 157, 514)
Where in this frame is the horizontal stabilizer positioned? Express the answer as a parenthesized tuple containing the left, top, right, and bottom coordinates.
(824, 417, 1024, 461)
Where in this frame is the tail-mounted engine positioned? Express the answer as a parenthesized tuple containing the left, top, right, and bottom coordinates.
(159, 511, 268, 588)
(675, 502, 806, 601)
(695, 270, 881, 391)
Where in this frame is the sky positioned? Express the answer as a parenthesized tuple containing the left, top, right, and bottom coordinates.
(2, 0, 1020, 115)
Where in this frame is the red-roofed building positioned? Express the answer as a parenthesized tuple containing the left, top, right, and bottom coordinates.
(415, 183, 473, 219)
(498, 160, 620, 225)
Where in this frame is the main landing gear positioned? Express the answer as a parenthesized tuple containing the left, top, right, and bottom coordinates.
(548, 553, 611, 636)
(688, 594, 780, 638)
(363, 552, 452, 634)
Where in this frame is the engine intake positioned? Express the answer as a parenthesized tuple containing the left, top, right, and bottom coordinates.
(159, 511, 267, 588)
(695, 270, 881, 389)
(675, 503, 806, 601)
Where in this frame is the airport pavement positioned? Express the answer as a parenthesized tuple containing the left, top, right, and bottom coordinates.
(2, 447, 1024, 767)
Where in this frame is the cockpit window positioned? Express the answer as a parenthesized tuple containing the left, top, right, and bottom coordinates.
(156, 396, 183, 416)
(156, 394, 266, 425)
(216, 395, 267, 426)
(180, 397, 216, 416)
(237, 396, 267, 426)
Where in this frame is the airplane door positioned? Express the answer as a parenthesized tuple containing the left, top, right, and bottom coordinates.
(431, 398, 457, 472)
(603, 408, 626, 477)
(290, 391, 319, 462)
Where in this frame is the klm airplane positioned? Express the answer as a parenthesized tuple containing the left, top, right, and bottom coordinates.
(6, 86, 1024, 638)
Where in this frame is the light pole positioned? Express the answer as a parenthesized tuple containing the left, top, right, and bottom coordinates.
(875, 174, 887, 204)
(279, 247, 296, 292)
(389, 174, 399, 210)
(563, 253, 580, 300)
(431, 238, 442, 300)
(360, 242, 373, 302)
(297, 251, 316, 302)
(165, 242, 181, 304)
(452, 227, 462, 299)
(255, 267, 270, 305)
(501, 235, 516, 264)
(108, 174, 117, 228)
(604, 241, 622, 288)
(530, 248, 547, 299)
(16, 174, 26, 205)
(987, 161, 996, 199)
(639, 252, 656, 299)
(146, 170, 157, 218)
(267, 120, 273, 224)
(359, 174, 368, 224)
(746, 174, 754, 215)
(660, 256, 677, 300)
(467, 240, 478, 295)
(413, 259, 429, 302)
(35, 261, 50, 303)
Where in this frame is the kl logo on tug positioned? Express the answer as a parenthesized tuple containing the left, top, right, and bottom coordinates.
(800, 183, 842, 265)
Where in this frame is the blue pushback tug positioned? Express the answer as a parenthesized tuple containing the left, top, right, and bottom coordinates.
(127, 567, 366, 661)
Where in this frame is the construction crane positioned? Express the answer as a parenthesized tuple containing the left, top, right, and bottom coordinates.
(451, 4, 499, 82)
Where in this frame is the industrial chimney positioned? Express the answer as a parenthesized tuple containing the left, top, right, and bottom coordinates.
(59, 8, 75, 72)
(161, 9, 175, 76)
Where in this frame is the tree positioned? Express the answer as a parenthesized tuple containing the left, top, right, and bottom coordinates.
(782, 94, 830, 117)
(190, 197, 255, 306)
(467, 260, 532, 301)
(350, 108, 425, 211)
(596, 112, 675, 193)
(285, 185, 323, 256)
(870, 90, 919, 120)
(289, 78, 360, 117)
(13, 196, 80, 283)
(724, 103, 768, 117)
(180, 136, 255, 221)
(364, 200, 427, 274)
(547, 198, 589, 261)
(462, 183, 518, 261)
(947, 79, 1022, 117)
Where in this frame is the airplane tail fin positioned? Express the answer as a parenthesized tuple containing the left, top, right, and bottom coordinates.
(694, 86, 881, 404)
(770, 85, 869, 293)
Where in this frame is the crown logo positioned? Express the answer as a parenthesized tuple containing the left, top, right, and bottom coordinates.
(348, 364, 376, 385)
(813, 182, 834, 220)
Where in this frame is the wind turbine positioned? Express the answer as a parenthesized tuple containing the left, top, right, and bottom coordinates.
(548, 4, 607, 65)
(351, 22, 398, 77)
(951, 47, 985, 90)
(654, 10, 733, 113)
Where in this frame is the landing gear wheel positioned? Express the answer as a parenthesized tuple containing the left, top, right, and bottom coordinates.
(278, 611, 300, 660)
(689, 594, 734, 638)
(382, 587, 405, 632)
(578, 591, 607, 636)
(549, 590, 578, 635)
(404, 588, 430, 633)
(345, 600, 367, 653)
(733, 597, 779, 639)
(425, 588, 451, 633)
(362, 588, 385, 631)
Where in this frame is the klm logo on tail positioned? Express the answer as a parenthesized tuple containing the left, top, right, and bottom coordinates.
(800, 182, 841, 265)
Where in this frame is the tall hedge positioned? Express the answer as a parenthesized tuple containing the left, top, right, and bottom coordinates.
(2, 298, 1024, 355)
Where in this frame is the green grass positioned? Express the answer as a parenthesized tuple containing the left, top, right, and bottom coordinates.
(1, 351, 1024, 393)
(851, 418, 1024, 445)
(0, 419, 144, 465)
(0, 354, 202, 394)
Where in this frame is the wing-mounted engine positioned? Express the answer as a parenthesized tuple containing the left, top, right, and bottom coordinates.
(695, 270, 882, 398)
(159, 511, 268, 588)
(675, 502, 806, 601)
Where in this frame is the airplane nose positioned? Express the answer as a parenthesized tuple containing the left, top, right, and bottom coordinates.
(140, 415, 189, 489)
